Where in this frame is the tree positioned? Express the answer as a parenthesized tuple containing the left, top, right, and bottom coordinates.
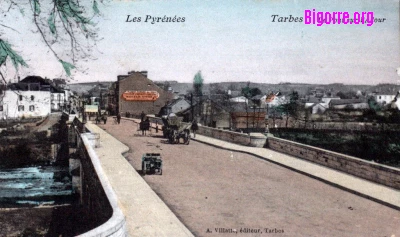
(336, 91, 358, 99)
(241, 86, 262, 99)
(240, 84, 262, 130)
(0, 0, 103, 83)
(209, 83, 225, 95)
(278, 91, 300, 128)
(163, 81, 171, 91)
(193, 70, 204, 96)
(367, 96, 382, 112)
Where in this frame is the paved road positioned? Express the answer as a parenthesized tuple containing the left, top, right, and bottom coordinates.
(99, 119, 400, 237)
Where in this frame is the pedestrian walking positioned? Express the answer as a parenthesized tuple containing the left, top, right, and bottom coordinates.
(95, 116, 101, 124)
(191, 119, 198, 138)
(140, 121, 145, 135)
(117, 113, 121, 124)
(144, 118, 150, 135)
(102, 113, 107, 124)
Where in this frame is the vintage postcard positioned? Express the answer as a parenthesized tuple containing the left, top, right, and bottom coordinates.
(0, 0, 399, 236)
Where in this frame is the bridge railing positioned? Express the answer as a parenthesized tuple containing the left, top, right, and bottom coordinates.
(71, 117, 127, 237)
(146, 115, 266, 147)
(147, 115, 400, 190)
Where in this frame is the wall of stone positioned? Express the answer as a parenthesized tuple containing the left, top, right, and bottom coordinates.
(146, 116, 266, 147)
(77, 136, 113, 231)
(197, 125, 251, 146)
(268, 136, 400, 190)
(71, 118, 127, 236)
(149, 115, 400, 189)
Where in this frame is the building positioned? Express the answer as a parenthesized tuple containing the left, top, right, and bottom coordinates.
(329, 99, 369, 110)
(311, 103, 328, 114)
(321, 96, 341, 105)
(391, 92, 400, 110)
(230, 102, 266, 131)
(0, 87, 51, 119)
(105, 82, 118, 115)
(375, 94, 396, 105)
(201, 99, 231, 128)
(229, 96, 248, 103)
(305, 97, 321, 108)
(265, 92, 286, 107)
(117, 71, 173, 117)
(87, 83, 110, 110)
(18, 76, 68, 112)
(166, 98, 191, 114)
(158, 98, 191, 117)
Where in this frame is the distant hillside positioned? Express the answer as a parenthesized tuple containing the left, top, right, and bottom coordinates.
(68, 81, 113, 95)
(69, 80, 400, 97)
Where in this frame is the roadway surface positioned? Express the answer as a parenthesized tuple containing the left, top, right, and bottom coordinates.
(98, 119, 400, 237)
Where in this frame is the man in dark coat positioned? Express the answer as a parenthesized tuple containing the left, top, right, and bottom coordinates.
(191, 119, 198, 138)
(102, 113, 107, 124)
(116, 113, 121, 124)
(144, 118, 150, 135)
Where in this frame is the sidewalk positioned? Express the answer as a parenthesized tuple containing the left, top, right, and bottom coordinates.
(191, 133, 400, 210)
(128, 117, 400, 210)
(85, 121, 194, 237)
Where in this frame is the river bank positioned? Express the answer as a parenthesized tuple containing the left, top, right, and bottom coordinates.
(0, 205, 90, 236)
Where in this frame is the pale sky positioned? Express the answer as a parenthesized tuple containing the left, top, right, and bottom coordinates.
(1, 0, 399, 85)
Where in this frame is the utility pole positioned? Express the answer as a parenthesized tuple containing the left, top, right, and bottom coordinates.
(253, 104, 256, 128)
(246, 100, 248, 131)
(190, 93, 193, 121)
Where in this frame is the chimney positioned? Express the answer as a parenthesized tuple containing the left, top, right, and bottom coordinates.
(18, 76, 20, 82)
(126, 70, 148, 77)
(140, 71, 148, 77)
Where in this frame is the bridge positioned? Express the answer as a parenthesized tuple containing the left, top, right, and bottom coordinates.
(68, 115, 400, 236)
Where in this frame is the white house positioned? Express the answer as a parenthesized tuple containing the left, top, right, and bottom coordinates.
(311, 103, 329, 114)
(19, 76, 68, 112)
(229, 96, 248, 103)
(168, 98, 191, 114)
(0, 90, 51, 119)
(392, 92, 400, 110)
(321, 97, 341, 106)
(375, 94, 396, 105)
(265, 92, 286, 107)
(305, 97, 321, 108)
(51, 91, 67, 111)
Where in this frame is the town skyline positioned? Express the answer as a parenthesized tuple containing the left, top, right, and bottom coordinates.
(1, 0, 399, 85)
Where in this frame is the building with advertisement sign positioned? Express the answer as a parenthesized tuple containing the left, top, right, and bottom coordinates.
(117, 71, 173, 117)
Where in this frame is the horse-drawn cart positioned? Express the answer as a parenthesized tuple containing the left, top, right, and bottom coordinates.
(162, 113, 191, 145)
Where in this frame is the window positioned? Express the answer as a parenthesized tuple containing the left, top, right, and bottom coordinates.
(0, 105, 3, 112)
(19, 95, 23, 101)
(31, 95, 35, 101)
(29, 105, 35, 112)
(18, 105, 24, 111)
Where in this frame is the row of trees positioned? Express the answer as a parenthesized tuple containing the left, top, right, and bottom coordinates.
(190, 73, 303, 129)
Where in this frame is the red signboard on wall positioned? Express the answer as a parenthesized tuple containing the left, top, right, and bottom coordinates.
(121, 91, 159, 101)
